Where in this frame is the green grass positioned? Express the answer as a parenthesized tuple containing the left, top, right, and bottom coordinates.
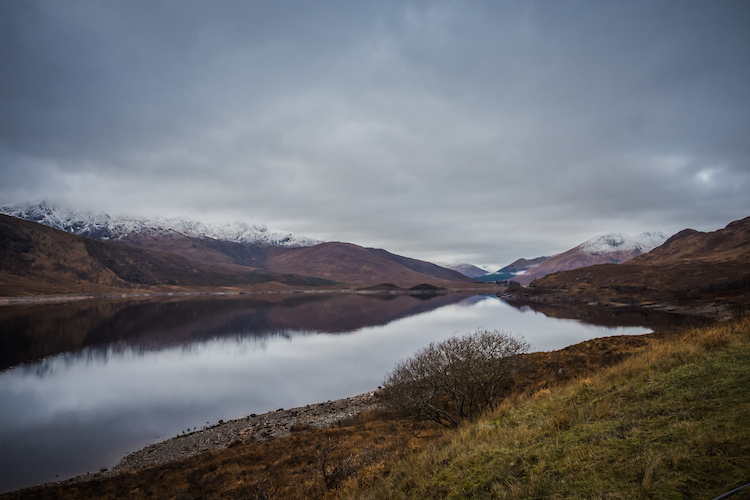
(346, 318, 750, 499)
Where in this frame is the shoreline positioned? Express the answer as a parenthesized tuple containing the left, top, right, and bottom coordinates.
(0, 284, 503, 307)
(499, 291, 742, 322)
(46, 391, 383, 487)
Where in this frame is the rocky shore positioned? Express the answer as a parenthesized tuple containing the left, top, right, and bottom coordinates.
(500, 291, 740, 322)
(72, 391, 382, 484)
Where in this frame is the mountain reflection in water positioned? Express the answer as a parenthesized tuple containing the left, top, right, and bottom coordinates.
(0, 293, 471, 371)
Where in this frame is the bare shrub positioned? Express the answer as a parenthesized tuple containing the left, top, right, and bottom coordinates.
(316, 436, 359, 490)
(380, 328, 530, 428)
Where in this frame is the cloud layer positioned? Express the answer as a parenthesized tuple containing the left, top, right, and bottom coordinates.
(1, 0, 749, 268)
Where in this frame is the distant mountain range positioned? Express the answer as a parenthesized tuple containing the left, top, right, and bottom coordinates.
(508, 232, 669, 286)
(0, 202, 476, 296)
(7, 201, 745, 306)
(477, 256, 551, 282)
(438, 262, 490, 278)
(478, 232, 669, 286)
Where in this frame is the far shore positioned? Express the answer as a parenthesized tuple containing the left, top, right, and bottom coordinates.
(0, 283, 505, 307)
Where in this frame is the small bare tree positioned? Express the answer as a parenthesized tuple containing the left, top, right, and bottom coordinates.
(315, 437, 359, 490)
(380, 328, 530, 428)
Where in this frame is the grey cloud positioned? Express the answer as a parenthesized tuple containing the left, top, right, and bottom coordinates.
(1, 0, 749, 268)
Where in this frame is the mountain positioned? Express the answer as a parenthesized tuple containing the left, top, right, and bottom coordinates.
(477, 256, 550, 282)
(0, 204, 479, 294)
(265, 243, 475, 287)
(0, 214, 335, 297)
(530, 216, 750, 310)
(510, 232, 669, 286)
(437, 262, 489, 278)
(0, 201, 321, 248)
(629, 220, 750, 266)
(0, 201, 326, 271)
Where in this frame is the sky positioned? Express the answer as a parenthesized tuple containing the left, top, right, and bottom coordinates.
(1, 0, 749, 270)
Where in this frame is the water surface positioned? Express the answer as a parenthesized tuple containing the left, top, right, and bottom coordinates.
(0, 292, 684, 493)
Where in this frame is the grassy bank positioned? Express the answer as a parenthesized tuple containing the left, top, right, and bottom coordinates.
(345, 318, 750, 499)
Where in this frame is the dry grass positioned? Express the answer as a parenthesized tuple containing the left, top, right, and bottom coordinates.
(2, 411, 445, 500)
(348, 317, 750, 499)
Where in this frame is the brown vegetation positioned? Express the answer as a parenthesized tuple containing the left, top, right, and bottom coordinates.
(0, 215, 484, 298)
(265, 242, 474, 287)
(381, 329, 530, 427)
(347, 317, 750, 500)
(512, 243, 644, 286)
(523, 215, 750, 315)
(0, 214, 337, 297)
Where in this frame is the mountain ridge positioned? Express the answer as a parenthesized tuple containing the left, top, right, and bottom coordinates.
(0, 201, 321, 248)
(477, 256, 550, 282)
(1, 202, 477, 289)
(524, 215, 750, 313)
(264, 242, 475, 287)
(0, 214, 337, 297)
(509, 231, 669, 285)
(437, 262, 490, 278)
(0, 213, 480, 296)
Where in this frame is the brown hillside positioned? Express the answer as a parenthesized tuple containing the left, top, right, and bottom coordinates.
(529, 216, 750, 313)
(513, 246, 642, 286)
(0, 215, 129, 295)
(265, 242, 474, 287)
(364, 248, 473, 283)
(0, 215, 333, 296)
(116, 232, 270, 269)
(82, 235, 472, 288)
(630, 215, 750, 265)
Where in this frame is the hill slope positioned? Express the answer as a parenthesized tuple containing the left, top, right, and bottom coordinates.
(477, 256, 550, 282)
(438, 262, 490, 278)
(0, 201, 314, 270)
(265, 242, 475, 287)
(351, 319, 750, 500)
(0, 215, 334, 296)
(0, 214, 478, 295)
(510, 232, 668, 285)
(529, 216, 750, 310)
(2, 202, 476, 290)
(631, 216, 750, 265)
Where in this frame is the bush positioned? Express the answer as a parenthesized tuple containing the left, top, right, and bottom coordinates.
(380, 328, 530, 428)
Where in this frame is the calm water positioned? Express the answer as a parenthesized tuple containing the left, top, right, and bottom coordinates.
(0, 292, 686, 493)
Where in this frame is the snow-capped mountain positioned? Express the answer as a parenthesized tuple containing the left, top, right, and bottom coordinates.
(580, 232, 669, 255)
(0, 201, 321, 247)
(507, 231, 670, 286)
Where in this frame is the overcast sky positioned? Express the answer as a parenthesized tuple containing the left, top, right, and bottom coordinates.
(1, 1, 748, 269)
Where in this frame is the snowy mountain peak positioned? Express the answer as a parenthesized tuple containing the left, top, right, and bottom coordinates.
(0, 201, 322, 248)
(580, 231, 668, 255)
